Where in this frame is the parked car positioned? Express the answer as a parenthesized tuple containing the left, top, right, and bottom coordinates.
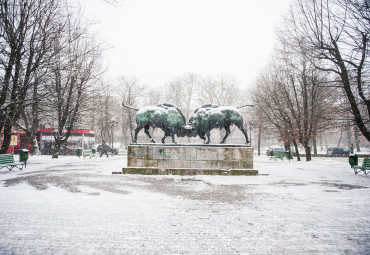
(326, 147, 350, 156)
(96, 144, 119, 155)
(266, 147, 285, 156)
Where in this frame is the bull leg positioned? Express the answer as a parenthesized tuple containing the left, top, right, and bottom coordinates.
(162, 130, 177, 144)
(199, 132, 207, 144)
(236, 123, 249, 144)
(171, 132, 177, 144)
(206, 131, 211, 144)
(161, 132, 169, 143)
(134, 126, 142, 143)
(144, 126, 156, 143)
(220, 125, 231, 144)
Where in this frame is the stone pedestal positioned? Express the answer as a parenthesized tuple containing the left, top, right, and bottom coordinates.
(120, 144, 257, 176)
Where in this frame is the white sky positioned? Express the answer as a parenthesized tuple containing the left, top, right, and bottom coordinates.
(77, 0, 292, 89)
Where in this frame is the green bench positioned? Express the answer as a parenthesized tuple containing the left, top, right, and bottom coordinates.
(269, 151, 293, 161)
(269, 152, 285, 160)
(78, 149, 97, 159)
(353, 157, 370, 175)
(0, 154, 26, 171)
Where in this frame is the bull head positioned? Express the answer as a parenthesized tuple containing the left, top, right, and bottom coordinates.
(177, 125, 194, 137)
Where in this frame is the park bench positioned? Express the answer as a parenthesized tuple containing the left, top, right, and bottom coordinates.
(353, 157, 370, 175)
(269, 151, 293, 161)
(270, 152, 285, 161)
(0, 154, 26, 171)
(78, 149, 97, 159)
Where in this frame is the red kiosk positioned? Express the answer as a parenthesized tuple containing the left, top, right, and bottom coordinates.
(1, 128, 96, 155)
(0, 130, 30, 154)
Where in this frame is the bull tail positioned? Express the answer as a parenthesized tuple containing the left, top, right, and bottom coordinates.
(122, 103, 139, 111)
(237, 104, 254, 109)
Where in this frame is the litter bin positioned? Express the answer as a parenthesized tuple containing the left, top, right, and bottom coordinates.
(349, 154, 358, 168)
(76, 148, 82, 158)
(19, 149, 29, 167)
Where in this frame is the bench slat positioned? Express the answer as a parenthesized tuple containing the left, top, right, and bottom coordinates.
(0, 154, 24, 171)
(354, 157, 370, 175)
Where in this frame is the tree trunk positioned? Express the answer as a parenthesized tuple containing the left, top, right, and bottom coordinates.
(32, 136, 40, 155)
(293, 140, 300, 161)
(52, 140, 61, 159)
(354, 126, 361, 152)
(0, 121, 12, 154)
(313, 137, 317, 155)
(257, 126, 261, 156)
(347, 122, 352, 149)
(121, 116, 127, 146)
(337, 128, 343, 147)
(303, 140, 311, 161)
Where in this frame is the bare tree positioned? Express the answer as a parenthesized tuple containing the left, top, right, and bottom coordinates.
(0, 0, 63, 153)
(165, 73, 199, 121)
(252, 50, 336, 161)
(18, 72, 48, 155)
(281, 0, 370, 142)
(47, 14, 102, 158)
(91, 82, 121, 147)
(116, 76, 144, 144)
(197, 74, 242, 106)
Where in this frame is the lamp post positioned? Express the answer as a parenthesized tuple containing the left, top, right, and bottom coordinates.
(249, 122, 254, 145)
(108, 118, 119, 156)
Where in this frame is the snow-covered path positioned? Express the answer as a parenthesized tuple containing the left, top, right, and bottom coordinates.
(0, 154, 369, 254)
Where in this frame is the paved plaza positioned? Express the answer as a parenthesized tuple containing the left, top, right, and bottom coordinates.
(0, 154, 369, 254)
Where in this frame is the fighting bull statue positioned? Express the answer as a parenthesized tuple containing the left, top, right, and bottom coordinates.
(188, 104, 250, 144)
(122, 103, 190, 143)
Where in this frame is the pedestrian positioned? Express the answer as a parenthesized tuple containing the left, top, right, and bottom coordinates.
(100, 141, 109, 158)
(350, 143, 355, 154)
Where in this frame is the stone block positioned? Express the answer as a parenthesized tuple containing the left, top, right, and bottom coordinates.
(164, 147, 185, 159)
(185, 147, 197, 160)
(191, 160, 208, 169)
(240, 160, 253, 169)
(128, 158, 143, 167)
(207, 149, 219, 160)
(174, 160, 191, 168)
(153, 147, 164, 159)
(207, 160, 223, 169)
(132, 147, 145, 158)
(196, 148, 208, 160)
(231, 148, 241, 160)
(127, 144, 253, 170)
(157, 159, 175, 168)
(121, 167, 258, 176)
(223, 148, 232, 161)
(222, 160, 240, 169)
(143, 159, 157, 168)
(144, 146, 153, 160)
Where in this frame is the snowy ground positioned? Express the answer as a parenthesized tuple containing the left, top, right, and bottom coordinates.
(0, 153, 369, 255)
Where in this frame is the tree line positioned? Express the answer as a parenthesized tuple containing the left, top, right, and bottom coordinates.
(0, 0, 103, 158)
(1, 0, 368, 160)
(251, 0, 369, 161)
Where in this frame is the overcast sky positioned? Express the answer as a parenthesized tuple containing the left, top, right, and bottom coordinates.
(77, 0, 292, 89)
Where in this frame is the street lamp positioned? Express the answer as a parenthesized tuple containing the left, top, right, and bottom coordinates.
(108, 118, 119, 156)
(249, 122, 254, 145)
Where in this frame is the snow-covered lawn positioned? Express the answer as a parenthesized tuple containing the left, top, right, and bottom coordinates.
(0, 154, 369, 254)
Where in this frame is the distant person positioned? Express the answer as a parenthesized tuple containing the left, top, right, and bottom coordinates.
(100, 141, 109, 158)
(350, 143, 355, 154)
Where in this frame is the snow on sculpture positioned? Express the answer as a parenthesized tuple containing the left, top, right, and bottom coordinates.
(122, 103, 190, 143)
(188, 104, 249, 144)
